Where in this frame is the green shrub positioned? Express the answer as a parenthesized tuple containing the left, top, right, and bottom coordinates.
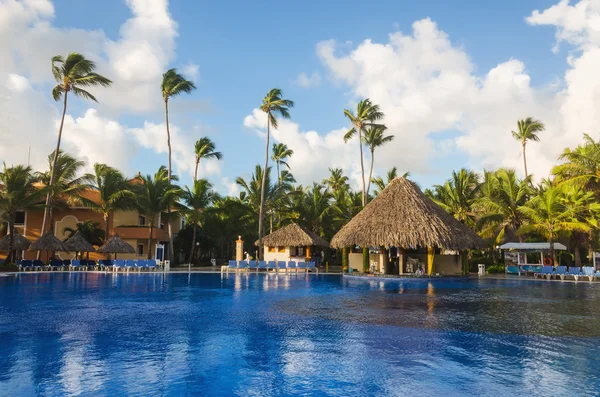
(486, 264, 505, 274)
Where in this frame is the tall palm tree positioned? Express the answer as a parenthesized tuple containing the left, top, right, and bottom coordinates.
(324, 168, 349, 193)
(40, 53, 111, 237)
(271, 143, 294, 184)
(135, 168, 182, 259)
(343, 99, 384, 206)
(362, 126, 394, 200)
(427, 168, 481, 229)
(476, 169, 531, 244)
(161, 68, 196, 261)
(257, 88, 294, 260)
(182, 179, 217, 263)
(193, 137, 222, 182)
(88, 163, 135, 238)
(518, 184, 592, 262)
(0, 165, 43, 262)
(553, 133, 600, 197)
(512, 117, 545, 178)
(36, 150, 92, 227)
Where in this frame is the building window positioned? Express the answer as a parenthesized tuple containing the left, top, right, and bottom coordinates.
(277, 246, 285, 253)
(15, 211, 25, 225)
(268, 246, 276, 253)
(159, 223, 165, 230)
(138, 215, 146, 226)
(137, 243, 144, 256)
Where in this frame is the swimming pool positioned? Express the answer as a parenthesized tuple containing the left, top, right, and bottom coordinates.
(0, 273, 599, 396)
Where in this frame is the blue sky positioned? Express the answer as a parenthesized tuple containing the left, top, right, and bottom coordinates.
(1, 0, 597, 194)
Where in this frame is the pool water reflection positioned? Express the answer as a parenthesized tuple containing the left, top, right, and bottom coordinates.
(0, 273, 599, 396)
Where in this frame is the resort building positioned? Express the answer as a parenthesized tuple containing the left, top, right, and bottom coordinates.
(0, 188, 184, 262)
(259, 223, 329, 264)
(331, 177, 483, 275)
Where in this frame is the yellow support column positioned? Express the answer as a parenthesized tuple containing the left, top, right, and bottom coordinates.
(427, 246, 435, 276)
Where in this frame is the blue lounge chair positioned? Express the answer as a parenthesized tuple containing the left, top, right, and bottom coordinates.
(552, 266, 567, 280)
(62, 260, 71, 270)
(113, 259, 126, 272)
(47, 259, 62, 271)
(297, 261, 307, 272)
(248, 260, 257, 271)
(287, 261, 297, 273)
(238, 260, 248, 272)
(534, 266, 554, 279)
(307, 261, 318, 273)
(505, 265, 520, 275)
(19, 260, 33, 271)
(33, 260, 44, 271)
(98, 259, 111, 271)
(257, 261, 267, 271)
(146, 259, 157, 271)
(567, 267, 581, 281)
(124, 259, 136, 272)
(277, 261, 287, 273)
(227, 260, 238, 273)
(135, 259, 147, 271)
(267, 261, 277, 272)
(69, 259, 81, 271)
(581, 266, 595, 281)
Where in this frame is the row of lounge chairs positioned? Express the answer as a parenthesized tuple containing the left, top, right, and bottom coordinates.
(225, 260, 318, 273)
(17, 259, 160, 272)
(533, 265, 600, 281)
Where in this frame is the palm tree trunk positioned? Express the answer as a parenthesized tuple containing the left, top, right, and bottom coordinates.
(549, 233, 556, 265)
(194, 158, 199, 182)
(575, 245, 581, 267)
(188, 225, 197, 263)
(522, 143, 528, 178)
(7, 220, 14, 263)
(165, 98, 175, 263)
(39, 91, 68, 259)
(276, 161, 280, 185)
(147, 221, 154, 260)
(258, 113, 270, 261)
(366, 149, 375, 202)
(104, 213, 110, 239)
(358, 127, 366, 207)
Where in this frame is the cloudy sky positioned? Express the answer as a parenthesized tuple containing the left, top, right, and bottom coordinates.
(0, 0, 598, 194)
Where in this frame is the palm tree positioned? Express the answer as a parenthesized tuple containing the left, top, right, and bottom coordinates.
(324, 168, 349, 193)
(512, 117, 545, 178)
(371, 167, 410, 196)
(343, 99, 384, 206)
(518, 184, 592, 263)
(362, 126, 394, 200)
(271, 143, 294, 184)
(553, 133, 600, 197)
(88, 163, 135, 238)
(0, 165, 43, 262)
(63, 220, 105, 259)
(193, 137, 222, 182)
(41, 53, 112, 237)
(161, 68, 196, 261)
(182, 179, 217, 263)
(476, 169, 531, 244)
(427, 169, 481, 229)
(36, 150, 92, 227)
(257, 88, 294, 260)
(135, 168, 182, 259)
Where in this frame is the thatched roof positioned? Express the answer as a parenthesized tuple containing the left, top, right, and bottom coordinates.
(29, 231, 68, 252)
(97, 233, 135, 254)
(257, 223, 330, 247)
(0, 230, 31, 251)
(63, 231, 96, 253)
(330, 177, 484, 250)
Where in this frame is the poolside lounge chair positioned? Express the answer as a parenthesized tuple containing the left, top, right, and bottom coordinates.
(62, 260, 71, 270)
(47, 259, 63, 271)
(567, 267, 581, 281)
(307, 261, 318, 273)
(505, 265, 520, 275)
(297, 261, 307, 273)
(534, 266, 554, 279)
(238, 260, 248, 272)
(33, 260, 44, 271)
(19, 260, 33, 271)
(257, 261, 267, 271)
(113, 259, 126, 272)
(277, 261, 287, 273)
(248, 260, 258, 271)
(146, 260, 158, 271)
(581, 266, 595, 281)
(552, 266, 567, 280)
(98, 259, 112, 271)
(69, 259, 81, 271)
(227, 260, 238, 273)
(125, 259, 136, 272)
(287, 261, 297, 273)
(267, 261, 277, 272)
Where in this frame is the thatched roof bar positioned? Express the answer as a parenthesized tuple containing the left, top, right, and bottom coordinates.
(257, 223, 330, 247)
(29, 231, 68, 252)
(63, 231, 96, 253)
(97, 233, 135, 254)
(0, 230, 31, 251)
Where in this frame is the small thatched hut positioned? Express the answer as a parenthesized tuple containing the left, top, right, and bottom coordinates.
(29, 231, 68, 252)
(63, 231, 96, 259)
(331, 177, 484, 275)
(0, 230, 31, 252)
(257, 223, 329, 263)
(97, 234, 135, 257)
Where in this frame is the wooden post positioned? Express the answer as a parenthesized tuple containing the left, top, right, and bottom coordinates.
(399, 248, 406, 275)
(235, 236, 243, 262)
(427, 246, 435, 276)
(461, 249, 468, 275)
(306, 245, 311, 260)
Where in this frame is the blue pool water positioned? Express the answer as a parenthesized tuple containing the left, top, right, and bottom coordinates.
(1, 273, 600, 396)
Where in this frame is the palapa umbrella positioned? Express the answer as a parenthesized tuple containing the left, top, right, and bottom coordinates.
(63, 231, 96, 260)
(28, 230, 69, 262)
(97, 233, 135, 259)
(0, 230, 32, 252)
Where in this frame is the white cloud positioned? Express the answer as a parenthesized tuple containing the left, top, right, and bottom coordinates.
(294, 72, 321, 88)
(182, 62, 200, 83)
